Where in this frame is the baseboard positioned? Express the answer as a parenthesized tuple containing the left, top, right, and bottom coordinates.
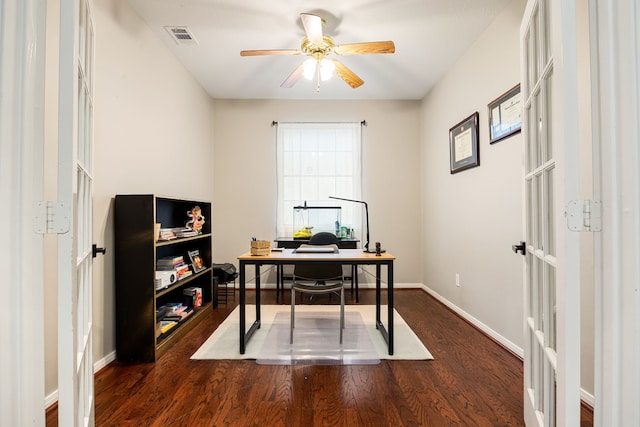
(419, 285, 596, 411)
(45, 350, 117, 410)
(421, 285, 524, 358)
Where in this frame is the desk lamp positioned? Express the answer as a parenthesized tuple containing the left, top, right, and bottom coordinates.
(329, 196, 384, 253)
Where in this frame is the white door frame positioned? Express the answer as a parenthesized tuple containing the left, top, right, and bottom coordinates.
(0, 0, 47, 425)
(57, 0, 96, 425)
(554, 0, 582, 424)
(520, 0, 581, 424)
(589, 1, 640, 425)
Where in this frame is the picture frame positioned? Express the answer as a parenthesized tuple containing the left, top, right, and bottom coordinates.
(449, 112, 480, 174)
(188, 249, 205, 273)
(488, 84, 522, 144)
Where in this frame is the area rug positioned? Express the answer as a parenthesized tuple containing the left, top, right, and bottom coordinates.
(191, 305, 434, 363)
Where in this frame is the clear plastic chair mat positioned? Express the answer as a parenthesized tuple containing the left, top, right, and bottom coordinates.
(256, 310, 380, 365)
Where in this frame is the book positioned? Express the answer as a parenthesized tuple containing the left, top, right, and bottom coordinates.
(188, 249, 205, 273)
(163, 302, 184, 313)
(157, 255, 185, 270)
(159, 320, 178, 334)
(163, 307, 194, 322)
(183, 287, 202, 308)
(173, 227, 199, 238)
(158, 229, 177, 241)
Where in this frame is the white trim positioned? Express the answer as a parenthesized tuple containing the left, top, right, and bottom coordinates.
(45, 351, 117, 410)
(0, 0, 47, 425)
(420, 286, 598, 410)
(422, 285, 524, 358)
(590, 0, 640, 425)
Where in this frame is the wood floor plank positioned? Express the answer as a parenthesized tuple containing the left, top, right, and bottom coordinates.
(46, 289, 593, 426)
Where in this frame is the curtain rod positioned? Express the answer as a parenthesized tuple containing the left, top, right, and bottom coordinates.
(271, 120, 367, 126)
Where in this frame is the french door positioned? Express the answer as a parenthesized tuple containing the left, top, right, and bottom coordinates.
(57, 0, 96, 425)
(520, 0, 580, 425)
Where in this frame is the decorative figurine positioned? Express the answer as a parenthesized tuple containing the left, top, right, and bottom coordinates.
(186, 205, 205, 234)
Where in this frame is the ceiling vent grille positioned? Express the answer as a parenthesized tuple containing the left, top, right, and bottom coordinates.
(165, 26, 198, 45)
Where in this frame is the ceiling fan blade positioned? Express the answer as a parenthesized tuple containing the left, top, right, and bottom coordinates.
(240, 49, 301, 56)
(334, 41, 396, 55)
(281, 63, 305, 88)
(301, 13, 324, 46)
(332, 60, 364, 89)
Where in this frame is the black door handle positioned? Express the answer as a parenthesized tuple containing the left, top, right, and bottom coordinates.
(512, 241, 526, 256)
(92, 244, 106, 258)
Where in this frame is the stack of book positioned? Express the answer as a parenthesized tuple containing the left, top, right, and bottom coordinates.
(158, 228, 177, 241)
(157, 255, 184, 271)
(172, 227, 199, 238)
(175, 263, 192, 280)
(157, 302, 194, 335)
(158, 227, 199, 241)
(157, 255, 192, 281)
(158, 320, 178, 335)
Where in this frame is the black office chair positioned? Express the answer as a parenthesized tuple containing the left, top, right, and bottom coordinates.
(308, 231, 340, 245)
(290, 231, 345, 344)
(309, 232, 358, 300)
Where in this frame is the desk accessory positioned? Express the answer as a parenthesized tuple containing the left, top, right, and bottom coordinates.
(329, 196, 385, 253)
(250, 240, 271, 255)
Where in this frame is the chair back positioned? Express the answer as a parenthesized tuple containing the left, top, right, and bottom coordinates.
(295, 233, 343, 284)
(309, 232, 340, 245)
(294, 262, 343, 282)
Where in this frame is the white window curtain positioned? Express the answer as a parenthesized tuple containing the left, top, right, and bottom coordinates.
(276, 122, 363, 242)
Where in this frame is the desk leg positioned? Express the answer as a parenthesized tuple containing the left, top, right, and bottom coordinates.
(239, 262, 262, 355)
(239, 261, 246, 354)
(374, 262, 394, 355)
(353, 264, 360, 303)
(276, 264, 281, 303)
(388, 262, 394, 355)
(375, 264, 381, 327)
(255, 264, 261, 325)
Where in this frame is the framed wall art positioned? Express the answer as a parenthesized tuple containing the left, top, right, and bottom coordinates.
(449, 112, 480, 174)
(488, 84, 522, 144)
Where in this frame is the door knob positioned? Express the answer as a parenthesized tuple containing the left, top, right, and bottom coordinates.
(512, 241, 526, 256)
(92, 244, 106, 258)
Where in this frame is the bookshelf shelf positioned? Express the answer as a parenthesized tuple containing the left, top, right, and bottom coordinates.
(115, 194, 214, 363)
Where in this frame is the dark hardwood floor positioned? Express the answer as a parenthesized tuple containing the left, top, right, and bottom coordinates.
(47, 289, 593, 426)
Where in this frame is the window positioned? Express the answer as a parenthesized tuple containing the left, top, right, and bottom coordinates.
(276, 122, 362, 239)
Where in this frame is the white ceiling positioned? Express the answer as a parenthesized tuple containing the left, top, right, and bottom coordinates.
(126, 0, 512, 100)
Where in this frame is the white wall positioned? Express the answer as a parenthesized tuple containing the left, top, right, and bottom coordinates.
(43, 0, 214, 399)
(420, 0, 526, 348)
(420, 0, 595, 401)
(211, 100, 423, 285)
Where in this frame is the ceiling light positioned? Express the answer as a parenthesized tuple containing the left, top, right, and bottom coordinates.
(302, 58, 317, 80)
(319, 59, 335, 81)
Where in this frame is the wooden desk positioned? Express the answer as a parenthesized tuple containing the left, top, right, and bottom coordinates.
(237, 249, 396, 355)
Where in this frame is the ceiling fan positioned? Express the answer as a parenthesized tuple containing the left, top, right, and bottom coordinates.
(240, 13, 395, 91)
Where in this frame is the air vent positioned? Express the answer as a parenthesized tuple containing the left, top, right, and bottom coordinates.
(165, 26, 198, 45)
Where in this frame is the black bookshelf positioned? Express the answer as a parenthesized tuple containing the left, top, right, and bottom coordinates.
(114, 194, 213, 363)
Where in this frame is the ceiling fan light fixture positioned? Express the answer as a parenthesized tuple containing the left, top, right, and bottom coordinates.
(320, 59, 335, 81)
(302, 58, 317, 80)
(241, 13, 395, 90)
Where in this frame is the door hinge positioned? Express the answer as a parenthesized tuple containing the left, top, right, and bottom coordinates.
(33, 201, 70, 234)
(566, 200, 602, 232)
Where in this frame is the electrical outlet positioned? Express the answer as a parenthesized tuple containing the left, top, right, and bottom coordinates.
(455, 273, 460, 287)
